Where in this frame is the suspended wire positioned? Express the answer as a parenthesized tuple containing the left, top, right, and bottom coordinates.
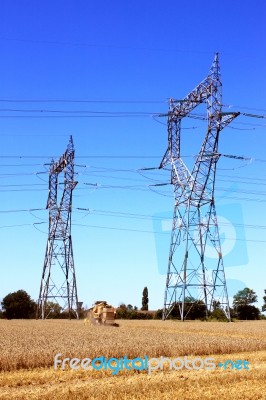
(0, 218, 265, 242)
(0, 188, 47, 192)
(0, 108, 161, 115)
(81, 180, 266, 198)
(230, 121, 266, 128)
(82, 183, 151, 192)
(79, 165, 266, 185)
(223, 104, 266, 113)
(0, 98, 167, 104)
(0, 153, 265, 163)
(0, 99, 265, 113)
(0, 171, 47, 176)
(80, 173, 151, 183)
(0, 155, 162, 159)
(0, 114, 155, 119)
(0, 183, 47, 188)
(0, 172, 266, 189)
(148, 185, 172, 197)
(152, 115, 167, 126)
(218, 177, 266, 187)
(0, 133, 71, 137)
(0, 163, 45, 167)
(33, 222, 48, 234)
(0, 205, 266, 233)
(217, 173, 266, 182)
(77, 208, 266, 231)
(1, 178, 266, 199)
(227, 125, 256, 131)
(85, 167, 266, 185)
(72, 211, 91, 223)
(0, 219, 264, 242)
(0, 161, 257, 179)
(136, 169, 166, 182)
(0, 208, 46, 213)
(0, 223, 33, 229)
(72, 223, 266, 242)
(0, 109, 265, 123)
(29, 210, 47, 221)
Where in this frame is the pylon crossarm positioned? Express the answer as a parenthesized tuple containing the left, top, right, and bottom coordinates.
(160, 58, 220, 169)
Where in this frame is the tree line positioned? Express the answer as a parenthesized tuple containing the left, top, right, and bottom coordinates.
(0, 286, 266, 320)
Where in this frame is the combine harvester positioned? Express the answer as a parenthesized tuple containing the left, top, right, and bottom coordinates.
(84, 301, 119, 327)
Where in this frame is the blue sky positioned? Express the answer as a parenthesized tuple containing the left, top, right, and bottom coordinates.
(0, 1, 265, 311)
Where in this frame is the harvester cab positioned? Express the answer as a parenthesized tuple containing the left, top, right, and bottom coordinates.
(86, 301, 118, 327)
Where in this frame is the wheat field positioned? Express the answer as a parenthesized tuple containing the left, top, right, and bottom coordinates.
(0, 319, 266, 399)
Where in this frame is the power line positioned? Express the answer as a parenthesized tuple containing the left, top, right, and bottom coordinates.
(223, 104, 266, 113)
(0, 206, 266, 236)
(0, 115, 155, 119)
(0, 223, 34, 229)
(0, 163, 45, 167)
(0, 153, 265, 162)
(76, 208, 266, 230)
(0, 98, 166, 104)
(0, 108, 160, 115)
(0, 99, 265, 114)
(0, 208, 45, 213)
(0, 155, 161, 159)
(0, 183, 47, 188)
(0, 110, 266, 122)
(72, 223, 266, 242)
(0, 219, 265, 243)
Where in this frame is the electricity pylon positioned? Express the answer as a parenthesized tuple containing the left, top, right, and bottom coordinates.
(160, 53, 239, 321)
(36, 136, 79, 319)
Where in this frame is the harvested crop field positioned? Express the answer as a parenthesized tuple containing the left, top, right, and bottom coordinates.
(0, 319, 266, 399)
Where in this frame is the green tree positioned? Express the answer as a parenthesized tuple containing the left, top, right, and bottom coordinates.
(1, 290, 36, 319)
(212, 300, 221, 310)
(46, 301, 62, 318)
(209, 308, 228, 321)
(235, 305, 260, 320)
(262, 290, 266, 312)
(209, 300, 228, 321)
(170, 297, 207, 320)
(141, 287, 148, 311)
(116, 303, 128, 319)
(0, 301, 4, 319)
(233, 288, 257, 307)
(233, 288, 260, 320)
(154, 309, 163, 319)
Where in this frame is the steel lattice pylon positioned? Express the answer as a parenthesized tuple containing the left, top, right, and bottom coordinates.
(36, 136, 79, 319)
(161, 54, 239, 321)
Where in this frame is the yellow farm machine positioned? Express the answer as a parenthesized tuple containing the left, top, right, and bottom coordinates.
(84, 301, 118, 327)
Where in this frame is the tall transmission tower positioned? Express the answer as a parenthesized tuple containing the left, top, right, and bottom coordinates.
(160, 53, 239, 321)
(36, 136, 79, 319)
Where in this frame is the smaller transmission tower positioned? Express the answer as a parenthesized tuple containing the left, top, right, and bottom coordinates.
(36, 136, 79, 319)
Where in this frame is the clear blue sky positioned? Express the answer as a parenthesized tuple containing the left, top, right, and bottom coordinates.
(0, 0, 265, 311)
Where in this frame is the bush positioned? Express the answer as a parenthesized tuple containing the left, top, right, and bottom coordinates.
(235, 305, 261, 320)
(208, 309, 228, 321)
(116, 308, 154, 320)
(154, 309, 163, 319)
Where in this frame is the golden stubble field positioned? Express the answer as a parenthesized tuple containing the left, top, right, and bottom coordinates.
(0, 319, 266, 399)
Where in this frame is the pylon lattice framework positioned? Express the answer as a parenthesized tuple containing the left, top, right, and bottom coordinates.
(160, 53, 240, 321)
(36, 136, 79, 319)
